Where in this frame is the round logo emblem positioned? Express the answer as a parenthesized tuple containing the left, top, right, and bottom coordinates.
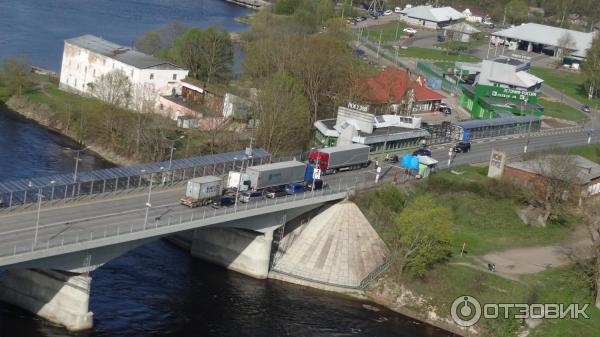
(451, 295, 482, 327)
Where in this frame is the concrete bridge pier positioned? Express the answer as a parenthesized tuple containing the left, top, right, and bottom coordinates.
(0, 269, 93, 331)
(191, 227, 274, 279)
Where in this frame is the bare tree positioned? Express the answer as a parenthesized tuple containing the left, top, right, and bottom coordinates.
(130, 83, 158, 153)
(1, 57, 32, 97)
(91, 70, 131, 107)
(583, 198, 600, 309)
(556, 32, 577, 59)
(534, 154, 582, 210)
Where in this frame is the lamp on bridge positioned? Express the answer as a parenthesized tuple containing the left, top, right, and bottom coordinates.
(142, 167, 164, 229)
(33, 180, 55, 249)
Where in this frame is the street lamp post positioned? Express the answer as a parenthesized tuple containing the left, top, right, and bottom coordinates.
(33, 180, 55, 249)
(143, 167, 163, 229)
(165, 135, 185, 171)
(234, 156, 252, 212)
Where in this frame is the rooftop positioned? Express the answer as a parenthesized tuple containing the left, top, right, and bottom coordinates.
(66, 35, 184, 70)
(492, 23, 595, 58)
(316, 118, 429, 144)
(400, 5, 464, 22)
(506, 155, 600, 184)
(442, 22, 480, 34)
(358, 68, 446, 104)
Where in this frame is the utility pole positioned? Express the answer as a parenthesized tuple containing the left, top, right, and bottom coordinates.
(502, 7, 507, 27)
(376, 29, 383, 59)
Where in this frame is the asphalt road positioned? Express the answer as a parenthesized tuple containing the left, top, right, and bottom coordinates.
(0, 129, 597, 257)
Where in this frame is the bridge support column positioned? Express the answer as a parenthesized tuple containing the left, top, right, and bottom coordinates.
(191, 227, 274, 279)
(0, 269, 93, 331)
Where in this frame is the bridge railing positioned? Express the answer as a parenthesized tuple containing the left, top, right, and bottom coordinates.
(0, 166, 414, 260)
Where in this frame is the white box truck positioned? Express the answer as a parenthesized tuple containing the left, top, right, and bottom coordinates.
(180, 176, 223, 208)
(226, 171, 250, 192)
(246, 160, 307, 190)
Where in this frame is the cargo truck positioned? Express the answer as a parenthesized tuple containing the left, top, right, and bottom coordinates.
(180, 176, 223, 208)
(309, 144, 371, 174)
(225, 171, 250, 193)
(246, 160, 307, 190)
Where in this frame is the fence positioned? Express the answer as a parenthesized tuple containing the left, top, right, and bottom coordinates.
(416, 61, 462, 94)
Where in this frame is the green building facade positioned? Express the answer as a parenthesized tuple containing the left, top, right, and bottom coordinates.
(459, 84, 543, 119)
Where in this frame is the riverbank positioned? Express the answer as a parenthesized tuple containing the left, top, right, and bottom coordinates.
(5, 95, 135, 167)
(224, 0, 270, 9)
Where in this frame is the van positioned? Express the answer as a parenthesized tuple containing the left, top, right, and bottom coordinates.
(239, 191, 264, 203)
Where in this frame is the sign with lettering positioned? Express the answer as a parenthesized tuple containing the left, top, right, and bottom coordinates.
(347, 102, 370, 112)
(487, 149, 507, 178)
(476, 85, 538, 104)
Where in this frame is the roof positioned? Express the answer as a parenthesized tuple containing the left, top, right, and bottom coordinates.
(400, 5, 464, 22)
(506, 155, 600, 183)
(0, 149, 270, 197)
(479, 59, 543, 88)
(458, 114, 540, 129)
(314, 118, 429, 144)
(358, 68, 446, 104)
(492, 23, 595, 58)
(247, 160, 305, 172)
(66, 35, 185, 70)
(442, 22, 481, 34)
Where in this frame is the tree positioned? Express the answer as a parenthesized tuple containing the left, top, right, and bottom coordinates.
(557, 32, 577, 60)
(135, 31, 163, 56)
(254, 71, 311, 156)
(272, 0, 299, 15)
(1, 57, 32, 97)
(583, 198, 600, 309)
(506, 0, 528, 24)
(532, 154, 582, 211)
(130, 83, 158, 153)
(90, 69, 131, 107)
(388, 194, 453, 278)
(583, 34, 600, 99)
(169, 27, 233, 84)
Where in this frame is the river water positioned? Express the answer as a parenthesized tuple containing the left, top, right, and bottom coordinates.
(0, 1, 453, 336)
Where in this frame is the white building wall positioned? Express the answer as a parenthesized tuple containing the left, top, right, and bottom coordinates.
(59, 42, 188, 100)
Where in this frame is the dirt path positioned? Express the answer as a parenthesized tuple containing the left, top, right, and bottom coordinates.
(480, 227, 592, 279)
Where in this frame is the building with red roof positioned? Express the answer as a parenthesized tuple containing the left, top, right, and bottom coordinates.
(357, 67, 446, 114)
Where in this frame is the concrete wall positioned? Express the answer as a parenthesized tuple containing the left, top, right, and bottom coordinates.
(191, 227, 274, 279)
(0, 269, 93, 331)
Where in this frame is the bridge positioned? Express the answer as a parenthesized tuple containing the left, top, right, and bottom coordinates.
(0, 127, 596, 331)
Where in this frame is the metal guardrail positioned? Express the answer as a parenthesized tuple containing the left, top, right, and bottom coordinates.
(0, 167, 414, 261)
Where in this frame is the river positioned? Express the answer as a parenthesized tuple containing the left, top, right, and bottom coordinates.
(0, 1, 452, 336)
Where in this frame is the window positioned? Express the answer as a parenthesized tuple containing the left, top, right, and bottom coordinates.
(172, 74, 177, 80)
(150, 73, 154, 80)
(131, 69, 134, 77)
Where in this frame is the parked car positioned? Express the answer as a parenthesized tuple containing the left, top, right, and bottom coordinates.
(437, 35, 446, 42)
(412, 148, 432, 157)
(212, 196, 235, 208)
(581, 105, 591, 113)
(285, 183, 307, 195)
(394, 6, 402, 13)
(383, 9, 393, 16)
(239, 191, 264, 203)
(482, 21, 495, 28)
(403, 27, 417, 34)
(265, 187, 287, 198)
(453, 142, 471, 153)
(440, 107, 452, 115)
(355, 16, 367, 22)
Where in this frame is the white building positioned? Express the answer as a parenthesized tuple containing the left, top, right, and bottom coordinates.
(59, 35, 188, 99)
(399, 5, 464, 29)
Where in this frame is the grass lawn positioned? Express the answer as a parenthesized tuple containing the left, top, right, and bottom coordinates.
(393, 46, 481, 62)
(539, 98, 590, 122)
(433, 62, 455, 72)
(530, 67, 599, 106)
(362, 22, 408, 43)
(569, 144, 600, 163)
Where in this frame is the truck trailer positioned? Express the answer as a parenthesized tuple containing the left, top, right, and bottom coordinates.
(180, 176, 223, 208)
(246, 160, 307, 190)
(309, 144, 371, 174)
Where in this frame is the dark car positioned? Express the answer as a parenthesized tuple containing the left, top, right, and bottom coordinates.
(437, 35, 446, 42)
(306, 179, 326, 191)
(412, 148, 432, 157)
(265, 188, 287, 198)
(453, 142, 471, 153)
(212, 196, 235, 208)
(581, 105, 591, 113)
(285, 183, 307, 195)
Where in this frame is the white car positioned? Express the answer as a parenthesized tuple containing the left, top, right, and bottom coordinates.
(403, 27, 417, 34)
(383, 10, 393, 16)
(394, 7, 402, 13)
